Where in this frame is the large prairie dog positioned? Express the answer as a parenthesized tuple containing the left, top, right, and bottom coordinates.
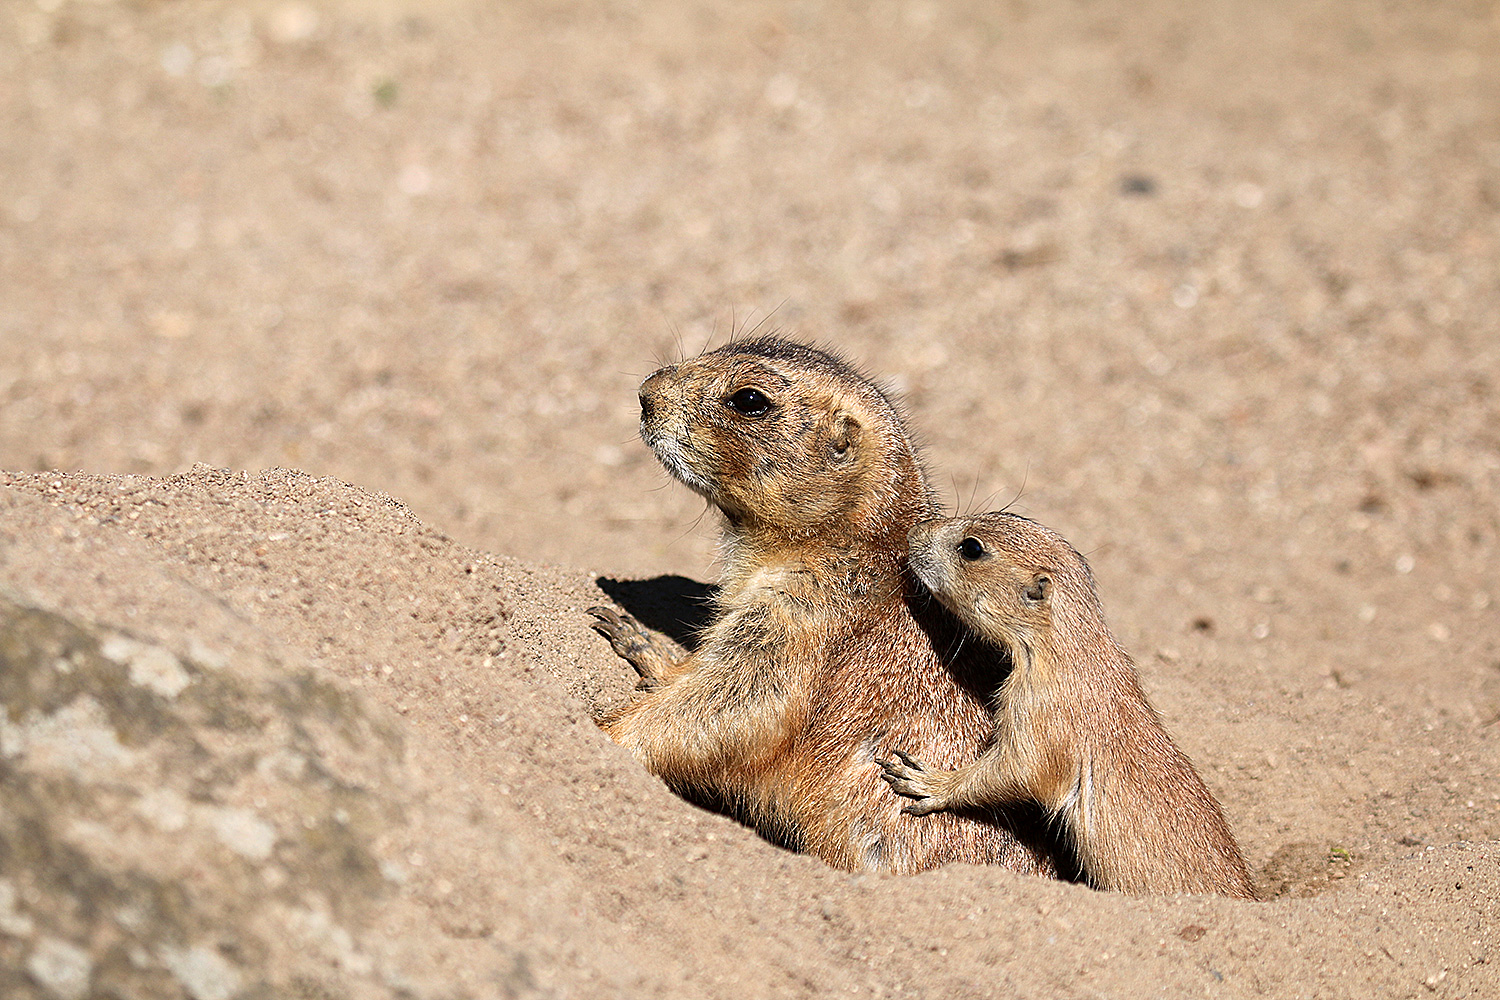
(590, 338, 1059, 875)
(880, 512, 1255, 898)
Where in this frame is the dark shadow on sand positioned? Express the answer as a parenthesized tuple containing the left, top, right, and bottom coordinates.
(594, 575, 718, 653)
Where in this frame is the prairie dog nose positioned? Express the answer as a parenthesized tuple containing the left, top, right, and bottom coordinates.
(639, 367, 676, 422)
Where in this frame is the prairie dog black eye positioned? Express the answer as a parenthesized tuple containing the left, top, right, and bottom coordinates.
(957, 537, 985, 561)
(725, 387, 772, 417)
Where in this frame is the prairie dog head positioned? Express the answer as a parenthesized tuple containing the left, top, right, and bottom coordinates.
(638, 338, 930, 540)
(907, 513, 1105, 668)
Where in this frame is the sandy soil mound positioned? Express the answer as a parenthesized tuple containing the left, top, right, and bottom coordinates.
(1, 468, 1494, 998)
(2, 1, 1497, 997)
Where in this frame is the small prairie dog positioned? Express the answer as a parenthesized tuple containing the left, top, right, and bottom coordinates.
(590, 338, 1057, 876)
(880, 512, 1255, 898)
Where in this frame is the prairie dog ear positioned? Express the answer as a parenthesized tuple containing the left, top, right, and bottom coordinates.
(1022, 574, 1051, 605)
(828, 411, 861, 460)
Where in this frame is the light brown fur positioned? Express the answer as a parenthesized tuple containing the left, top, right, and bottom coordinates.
(590, 338, 1058, 875)
(881, 513, 1256, 898)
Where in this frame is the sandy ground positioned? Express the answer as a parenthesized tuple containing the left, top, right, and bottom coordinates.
(2, 0, 1499, 996)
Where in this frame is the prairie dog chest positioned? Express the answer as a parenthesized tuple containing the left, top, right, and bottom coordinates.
(705, 559, 852, 661)
(741, 561, 818, 597)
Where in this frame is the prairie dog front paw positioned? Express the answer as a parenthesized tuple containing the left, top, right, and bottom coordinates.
(877, 749, 954, 816)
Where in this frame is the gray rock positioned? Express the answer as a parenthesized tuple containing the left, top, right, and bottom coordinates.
(0, 597, 402, 999)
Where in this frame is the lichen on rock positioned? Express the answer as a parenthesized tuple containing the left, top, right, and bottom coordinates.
(0, 596, 406, 999)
